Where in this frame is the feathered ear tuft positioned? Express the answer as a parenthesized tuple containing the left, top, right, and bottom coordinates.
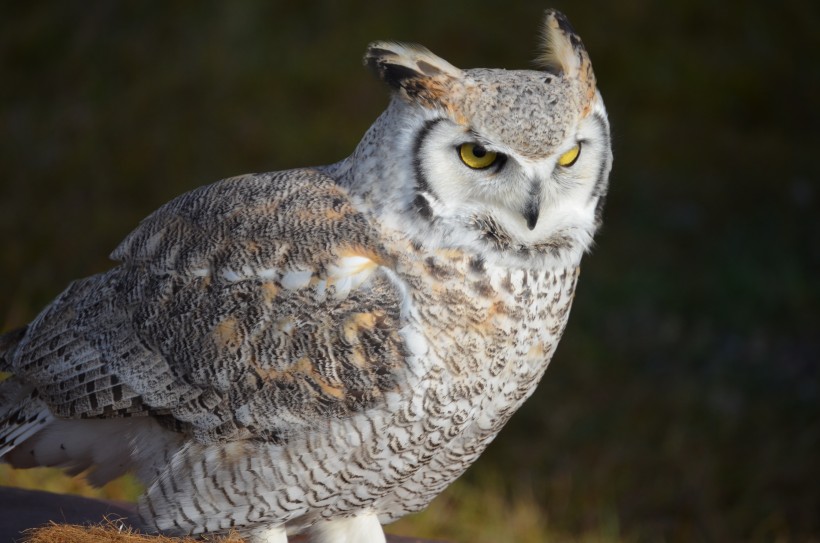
(537, 9, 580, 76)
(536, 10, 597, 112)
(364, 42, 462, 87)
(364, 42, 463, 105)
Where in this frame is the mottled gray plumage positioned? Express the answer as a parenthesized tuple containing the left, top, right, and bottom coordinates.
(0, 9, 612, 543)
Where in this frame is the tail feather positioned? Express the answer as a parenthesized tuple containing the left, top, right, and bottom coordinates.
(0, 325, 27, 371)
(1, 324, 182, 487)
(2, 326, 54, 459)
(0, 379, 54, 459)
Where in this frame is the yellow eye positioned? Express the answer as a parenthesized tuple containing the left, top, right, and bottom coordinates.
(557, 143, 581, 167)
(459, 143, 498, 169)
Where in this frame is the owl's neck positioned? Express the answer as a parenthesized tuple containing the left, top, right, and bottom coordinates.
(322, 103, 410, 210)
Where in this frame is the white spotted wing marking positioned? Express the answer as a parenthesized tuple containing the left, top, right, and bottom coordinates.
(221, 269, 242, 282)
(326, 255, 380, 299)
(280, 269, 313, 290)
(258, 268, 277, 280)
(191, 255, 380, 300)
(277, 255, 379, 299)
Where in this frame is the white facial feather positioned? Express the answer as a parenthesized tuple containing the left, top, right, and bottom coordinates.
(341, 90, 610, 268)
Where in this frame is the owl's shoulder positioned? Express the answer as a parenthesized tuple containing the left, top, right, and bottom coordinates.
(111, 169, 385, 274)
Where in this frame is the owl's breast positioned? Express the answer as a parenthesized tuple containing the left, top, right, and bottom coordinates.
(362, 244, 580, 518)
(398, 245, 579, 383)
(395, 248, 578, 413)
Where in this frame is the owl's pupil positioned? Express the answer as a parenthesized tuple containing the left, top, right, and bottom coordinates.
(472, 145, 487, 158)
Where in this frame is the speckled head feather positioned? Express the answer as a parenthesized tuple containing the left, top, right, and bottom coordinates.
(365, 10, 599, 158)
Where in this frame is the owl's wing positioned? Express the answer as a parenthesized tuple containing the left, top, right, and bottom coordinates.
(6, 170, 406, 444)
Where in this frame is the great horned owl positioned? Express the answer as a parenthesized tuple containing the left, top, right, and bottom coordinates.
(0, 9, 612, 543)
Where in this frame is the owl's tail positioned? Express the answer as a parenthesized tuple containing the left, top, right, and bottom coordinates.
(0, 325, 56, 461)
(0, 325, 26, 371)
(1, 325, 180, 487)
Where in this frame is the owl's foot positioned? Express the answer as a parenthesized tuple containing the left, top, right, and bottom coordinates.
(306, 513, 386, 543)
(244, 525, 287, 543)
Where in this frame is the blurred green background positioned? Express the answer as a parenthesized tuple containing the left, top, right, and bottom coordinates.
(1, 1, 818, 542)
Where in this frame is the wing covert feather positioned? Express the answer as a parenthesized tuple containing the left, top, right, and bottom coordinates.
(10, 170, 407, 443)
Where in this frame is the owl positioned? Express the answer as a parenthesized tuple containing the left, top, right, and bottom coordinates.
(0, 9, 611, 543)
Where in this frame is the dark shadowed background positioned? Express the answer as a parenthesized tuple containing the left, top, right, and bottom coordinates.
(1, 2, 818, 542)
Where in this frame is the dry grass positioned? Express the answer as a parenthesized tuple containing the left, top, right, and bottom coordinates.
(24, 521, 244, 543)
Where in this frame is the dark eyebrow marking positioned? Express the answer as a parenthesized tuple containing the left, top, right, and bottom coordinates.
(412, 117, 446, 219)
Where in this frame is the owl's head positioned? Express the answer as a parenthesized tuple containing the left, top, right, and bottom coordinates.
(339, 9, 612, 268)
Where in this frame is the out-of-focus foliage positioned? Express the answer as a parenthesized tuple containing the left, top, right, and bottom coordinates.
(1, 2, 817, 542)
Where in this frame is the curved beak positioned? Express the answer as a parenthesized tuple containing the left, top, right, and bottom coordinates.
(522, 182, 541, 230)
